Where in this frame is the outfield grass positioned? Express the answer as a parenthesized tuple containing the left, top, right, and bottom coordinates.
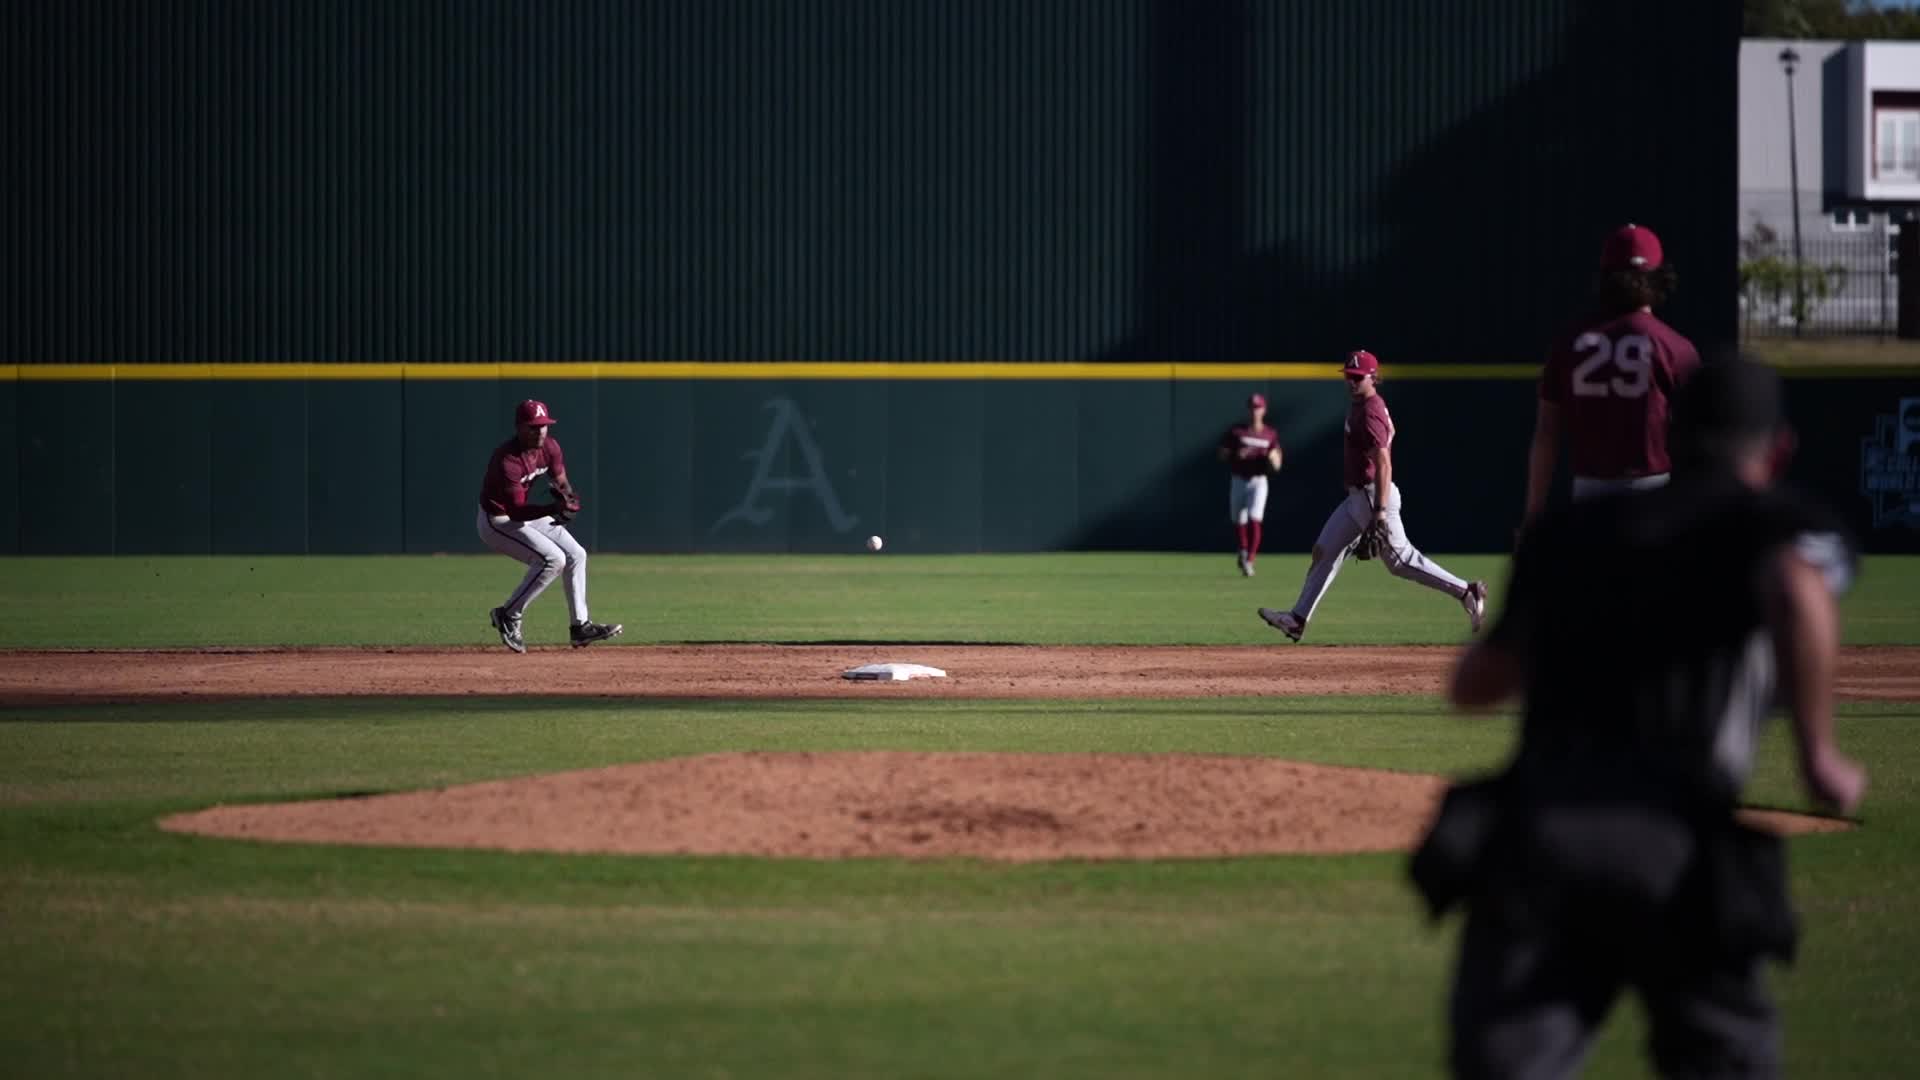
(3, 553, 1918, 647)
(1746, 336, 1920, 369)
(2, 554, 1917, 1078)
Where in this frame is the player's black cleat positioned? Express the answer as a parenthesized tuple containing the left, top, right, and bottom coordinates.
(1257, 607, 1303, 642)
(569, 620, 623, 647)
(490, 607, 526, 654)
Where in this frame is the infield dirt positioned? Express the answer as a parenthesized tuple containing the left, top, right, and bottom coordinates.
(10, 644, 1890, 859)
(8, 643, 1918, 703)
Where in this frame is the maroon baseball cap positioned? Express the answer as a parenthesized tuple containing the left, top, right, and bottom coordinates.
(515, 399, 558, 426)
(1248, 392, 1268, 408)
(1600, 223, 1664, 272)
(1342, 350, 1380, 377)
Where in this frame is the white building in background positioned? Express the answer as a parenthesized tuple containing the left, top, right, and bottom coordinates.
(1739, 38, 1920, 333)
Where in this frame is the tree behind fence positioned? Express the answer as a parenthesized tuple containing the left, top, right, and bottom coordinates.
(1739, 216, 1900, 338)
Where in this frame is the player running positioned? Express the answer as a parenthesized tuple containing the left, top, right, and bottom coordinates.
(1258, 350, 1486, 642)
(475, 399, 622, 653)
(1217, 392, 1283, 576)
(1523, 223, 1701, 529)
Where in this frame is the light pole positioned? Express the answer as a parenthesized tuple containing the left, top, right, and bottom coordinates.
(1781, 46, 1805, 336)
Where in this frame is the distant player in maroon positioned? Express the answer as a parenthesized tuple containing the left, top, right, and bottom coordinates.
(1524, 223, 1702, 527)
(475, 399, 621, 653)
(1217, 392, 1283, 576)
(1258, 350, 1487, 642)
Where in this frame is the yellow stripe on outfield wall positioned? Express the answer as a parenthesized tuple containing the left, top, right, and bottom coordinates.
(10, 363, 401, 380)
(0, 361, 1912, 381)
(2, 361, 1540, 380)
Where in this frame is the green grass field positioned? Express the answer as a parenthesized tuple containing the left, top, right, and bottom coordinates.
(1746, 335, 1920, 369)
(3, 552, 1918, 648)
(3, 555, 1917, 1078)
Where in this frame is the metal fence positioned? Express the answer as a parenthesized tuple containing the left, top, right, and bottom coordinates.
(1739, 222, 1900, 338)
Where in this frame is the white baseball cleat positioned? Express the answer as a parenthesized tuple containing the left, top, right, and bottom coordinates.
(1237, 552, 1253, 577)
(1462, 581, 1488, 634)
(1257, 607, 1303, 642)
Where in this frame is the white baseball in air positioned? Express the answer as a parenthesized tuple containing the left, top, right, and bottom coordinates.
(866, 535, 884, 552)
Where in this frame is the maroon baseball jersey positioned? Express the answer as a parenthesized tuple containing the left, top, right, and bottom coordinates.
(1343, 393, 1394, 488)
(478, 436, 567, 519)
(1220, 423, 1281, 478)
(1540, 310, 1700, 479)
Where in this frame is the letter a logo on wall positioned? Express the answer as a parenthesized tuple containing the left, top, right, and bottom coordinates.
(1859, 396, 1920, 530)
(712, 398, 859, 533)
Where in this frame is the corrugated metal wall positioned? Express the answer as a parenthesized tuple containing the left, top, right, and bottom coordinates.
(11, 0, 1737, 365)
(1235, 1, 1740, 363)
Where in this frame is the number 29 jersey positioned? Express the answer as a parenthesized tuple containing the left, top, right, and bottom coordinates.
(1540, 309, 1701, 480)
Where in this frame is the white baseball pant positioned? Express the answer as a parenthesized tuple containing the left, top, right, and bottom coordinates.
(1572, 473, 1670, 500)
(1286, 483, 1470, 625)
(1230, 474, 1270, 524)
(475, 507, 591, 624)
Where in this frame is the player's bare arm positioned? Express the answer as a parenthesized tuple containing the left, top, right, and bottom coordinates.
(1767, 547, 1868, 814)
(1371, 447, 1391, 523)
(547, 468, 585, 524)
(1523, 400, 1561, 524)
(1268, 447, 1283, 471)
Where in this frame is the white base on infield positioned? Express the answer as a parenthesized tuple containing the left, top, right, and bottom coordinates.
(841, 662, 948, 681)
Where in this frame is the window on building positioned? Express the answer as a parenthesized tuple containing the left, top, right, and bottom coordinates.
(1830, 207, 1875, 231)
(1876, 109, 1920, 181)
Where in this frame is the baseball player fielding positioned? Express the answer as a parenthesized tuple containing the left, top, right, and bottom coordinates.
(475, 399, 624, 652)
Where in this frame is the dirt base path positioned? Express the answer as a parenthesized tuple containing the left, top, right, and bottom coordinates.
(6, 644, 1919, 704)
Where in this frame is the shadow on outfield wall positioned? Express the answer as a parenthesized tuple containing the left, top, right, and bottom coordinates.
(1094, 0, 1735, 367)
(1069, 0, 1737, 552)
(1065, 380, 1545, 554)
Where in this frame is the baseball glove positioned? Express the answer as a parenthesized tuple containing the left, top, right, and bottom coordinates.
(1352, 521, 1387, 561)
(549, 483, 583, 525)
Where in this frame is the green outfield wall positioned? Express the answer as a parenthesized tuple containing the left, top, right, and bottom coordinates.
(4, 367, 1916, 556)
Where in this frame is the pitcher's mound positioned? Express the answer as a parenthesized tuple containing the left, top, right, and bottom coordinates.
(159, 752, 1852, 862)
